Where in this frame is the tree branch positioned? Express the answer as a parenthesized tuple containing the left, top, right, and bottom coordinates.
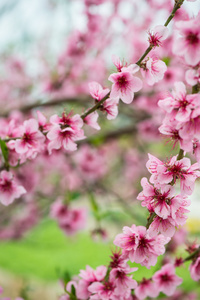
(136, 0, 185, 66)
(0, 96, 90, 118)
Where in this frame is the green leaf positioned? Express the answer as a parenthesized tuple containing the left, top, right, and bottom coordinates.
(88, 193, 99, 213)
(162, 56, 171, 66)
(0, 138, 9, 168)
(61, 270, 71, 286)
(70, 191, 81, 201)
(89, 136, 105, 146)
(69, 284, 77, 300)
(71, 284, 76, 296)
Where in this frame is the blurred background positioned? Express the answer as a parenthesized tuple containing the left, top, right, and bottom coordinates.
(0, 0, 200, 299)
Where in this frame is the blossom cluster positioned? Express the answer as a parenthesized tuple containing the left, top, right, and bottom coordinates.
(190, 255, 200, 281)
(50, 198, 87, 235)
(136, 154, 200, 237)
(158, 81, 200, 163)
(59, 251, 182, 300)
(0, 0, 200, 299)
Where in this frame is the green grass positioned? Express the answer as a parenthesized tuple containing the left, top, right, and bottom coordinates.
(0, 219, 111, 281)
(0, 219, 199, 296)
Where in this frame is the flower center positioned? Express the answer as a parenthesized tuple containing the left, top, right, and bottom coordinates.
(179, 99, 189, 109)
(127, 234, 136, 246)
(186, 33, 199, 45)
(23, 133, 32, 143)
(161, 274, 171, 282)
(103, 281, 114, 291)
(116, 270, 125, 280)
(1, 180, 12, 192)
(138, 237, 147, 248)
(117, 75, 128, 88)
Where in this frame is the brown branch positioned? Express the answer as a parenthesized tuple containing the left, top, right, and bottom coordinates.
(136, 0, 185, 66)
(0, 96, 90, 118)
(183, 246, 200, 262)
(79, 124, 138, 145)
(146, 212, 156, 229)
(81, 94, 110, 119)
(0, 0, 184, 121)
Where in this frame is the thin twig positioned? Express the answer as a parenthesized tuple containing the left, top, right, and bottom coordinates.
(136, 0, 185, 66)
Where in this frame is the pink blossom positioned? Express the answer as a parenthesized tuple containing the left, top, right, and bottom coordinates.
(112, 55, 125, 72)
(173, 16, 200, 66)
(148, 216, 176, 238)
(83, 111, 101, 130)
(77, 265, 107, 299)
(0, 119, 19, 139)
(109, 249, 127, 270)
(113, 224, 139, 261)
(47, 112, 85, 153)
(189, 256, 200, 281)
(158, 82, 200, 122)
(88, 280, 116, 300)
(141, 57, 167, 86)
(103, 97, 119, 120)
(177, 108, 200, 141)
(79, 265, 107, 282)
(135, 278, 159, 300)
(146, 154, 200, 195)
(47, 125, 79, 152)
(7, 140, 22, 167)
(193, 139, 200, 166)
(173, 198, 190, 226)
(50, 198, 69, 222)
(14, 118, 45, 157)
(153, 263, 182, 296)
(186, 67, 200, 86)
(109, 264, 138, 298)
(159, 121, 193, 152)
(50, 198, 87, 235)
(37, 111, 51, 132)
(148, 25, 169, 47)
(162, 66, 183, 89)
(137, 177, 188, 221)
(0, 171, 26, 206)
(114, 224, 169, 267)
(133, 227, 170, 268)
(88, 81, 109, 101)
(108, 64, 142, 104)
(59, 207, 87, 235)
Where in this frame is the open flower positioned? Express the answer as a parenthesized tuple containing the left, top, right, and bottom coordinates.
(173, 16, 200, 66)
(189, 256, 200, 281)
(114, 224, 169, 268)
(153, 264, 182, 296)
(14, 118, 45, 158)
(0, 171, 26, 206)
(148, 25, 169, 47)
(47, 112, 85, 153)
(88, 81, 110, 101)
(108, 64, 142, 104)
(141, 57, 167, 86)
